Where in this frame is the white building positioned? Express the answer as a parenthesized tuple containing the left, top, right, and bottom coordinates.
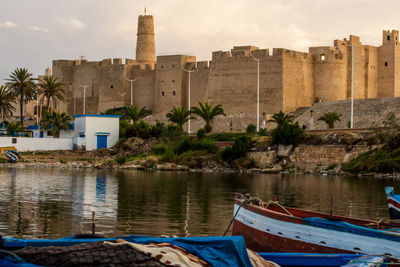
(73, 115, 120, 151)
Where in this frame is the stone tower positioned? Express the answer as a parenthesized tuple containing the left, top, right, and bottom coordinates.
(136, 15, 156, 65)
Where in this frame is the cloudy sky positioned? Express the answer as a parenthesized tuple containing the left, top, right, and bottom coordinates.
(0, 0, 399, 81)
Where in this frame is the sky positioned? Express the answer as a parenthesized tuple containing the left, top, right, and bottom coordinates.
(0, 0, 399, 81)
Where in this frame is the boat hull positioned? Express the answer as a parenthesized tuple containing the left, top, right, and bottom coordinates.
(232, 202, 400, 257)
(233, 220, 351, 254)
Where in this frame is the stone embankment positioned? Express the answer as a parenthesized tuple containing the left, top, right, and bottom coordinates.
(0, 130, 387, 175)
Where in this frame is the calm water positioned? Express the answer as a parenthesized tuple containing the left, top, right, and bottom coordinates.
(0, 168, 399, 239)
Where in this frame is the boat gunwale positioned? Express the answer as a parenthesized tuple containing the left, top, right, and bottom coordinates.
(234, 198, 400, 231)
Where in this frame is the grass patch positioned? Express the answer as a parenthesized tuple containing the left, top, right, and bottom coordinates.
(342, 146, 400, 173)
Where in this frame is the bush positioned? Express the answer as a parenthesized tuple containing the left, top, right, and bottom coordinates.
(150, 121, 166, 138)
(192, 138, 217, 153)
(271, 122, 304, 146)
(246, 124, 257, 134)
(174, 137, 192, 155)
(258, 128, 268, 136)
(222, 135, 254, 162)
(152, 144, 167, 155)
(119, 120, 129, 138)
(197, 128, 207, 139)
(115, 155, 128, 164)
(161, 147, 176, 162)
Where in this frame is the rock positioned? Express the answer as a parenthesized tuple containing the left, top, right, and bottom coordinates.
(247, 151, 278, 168)
(277, 144, 293, 158)
(261, 164, 283, 173)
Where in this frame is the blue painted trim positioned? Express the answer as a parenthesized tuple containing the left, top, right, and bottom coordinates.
(73, 114, 121, 118)
(27, 125, 40, 130)
(95, 132, 110, 135)
(303, 217, 400, 242)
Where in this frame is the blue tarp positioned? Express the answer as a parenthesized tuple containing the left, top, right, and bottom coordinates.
(2, 235, 252, 267)
(303, 217, 400, 242)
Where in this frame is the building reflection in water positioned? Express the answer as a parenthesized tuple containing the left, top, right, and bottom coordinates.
(0, 168, 399, 239)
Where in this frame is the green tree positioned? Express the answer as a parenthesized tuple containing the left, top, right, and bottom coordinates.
(190, 102, 226, 133)
(166, 107, 194, 130)
(267, 111, 294, 127)
(40, 111, 72, 138)
(5, 68, 36, 125)
(125, 105, 152, 122)
(6, 121, 25, 136)
(38, 75, 65, 112)
(0, 85, 16, 121)
(318, 112, 342, 129)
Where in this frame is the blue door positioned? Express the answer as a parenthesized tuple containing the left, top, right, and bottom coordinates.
(97, 135, 107, 149)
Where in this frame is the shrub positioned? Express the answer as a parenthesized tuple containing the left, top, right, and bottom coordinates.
(174, 137, 192, 155)
(192, 138, 217, 153)
(246, 124, 257, 134)
(271, 122, 304, 146)
(161, 148, 176, 162)
(152, 144, 167, 155)
(258, 128, 268, 136)
(150, 121, 166, 138)
(119, 120, 129, 138)
(124, 120, 153, 139)
(197, 128, 207, 139)
(222, 135, 254, 162)
(115, 155, 128, 164)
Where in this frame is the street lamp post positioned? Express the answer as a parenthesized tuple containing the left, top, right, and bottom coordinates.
(250, 51, 260, 132)
(350, 44, 354, 128)
(79, 84, 89, 114)
(182, 65, 197, 134)
(125, 77, 140, 106)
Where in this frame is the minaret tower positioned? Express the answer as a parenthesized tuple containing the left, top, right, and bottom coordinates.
(136, 11, 156, 65)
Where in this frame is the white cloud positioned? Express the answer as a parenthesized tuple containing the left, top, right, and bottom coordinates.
(0, 20, 18, 28)
(58, 17, 86, 29)
(28, 25, 49, 33)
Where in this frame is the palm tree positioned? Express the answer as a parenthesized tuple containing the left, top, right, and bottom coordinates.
(0, 85, 16, 121)
(267, 111, 294, 127)
(318, 112, 342, 129)
(125, 105, 151, 122)
(40, 111, 72, 138)
(38, 75, 65, 112)
(5, 68, 36, 125)
(166, 107, 195, 130)
(6, 121, 25, 137)
(191, 102, 226, 132)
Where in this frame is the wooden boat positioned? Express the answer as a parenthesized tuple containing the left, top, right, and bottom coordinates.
(232, 193, 400, 258)
(385, 187, 400, 220)
(1, 234, 392, 267)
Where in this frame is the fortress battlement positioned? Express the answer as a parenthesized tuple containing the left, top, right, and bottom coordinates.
(50, 13, 400, 122)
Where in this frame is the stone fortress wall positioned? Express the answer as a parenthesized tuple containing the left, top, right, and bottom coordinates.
(44, 13, 400, 131)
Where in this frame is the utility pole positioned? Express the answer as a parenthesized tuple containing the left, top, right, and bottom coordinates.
(182, 65, 197, 134)
(250, 51, 260, 132)
(79, 84, 89, 114)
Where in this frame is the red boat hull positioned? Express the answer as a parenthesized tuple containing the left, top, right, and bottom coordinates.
(232, 219, 352, 254)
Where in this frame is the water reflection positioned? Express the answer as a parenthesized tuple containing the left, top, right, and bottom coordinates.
(0, 168, 399, 239)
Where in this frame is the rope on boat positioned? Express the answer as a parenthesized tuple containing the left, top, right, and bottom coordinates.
(223, 198, 251, 236)
(223, 194, 294, 236)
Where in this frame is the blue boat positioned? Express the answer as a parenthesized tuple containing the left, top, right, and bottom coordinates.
(0, 235, 396, 266)
(385, 187, 400, 220)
